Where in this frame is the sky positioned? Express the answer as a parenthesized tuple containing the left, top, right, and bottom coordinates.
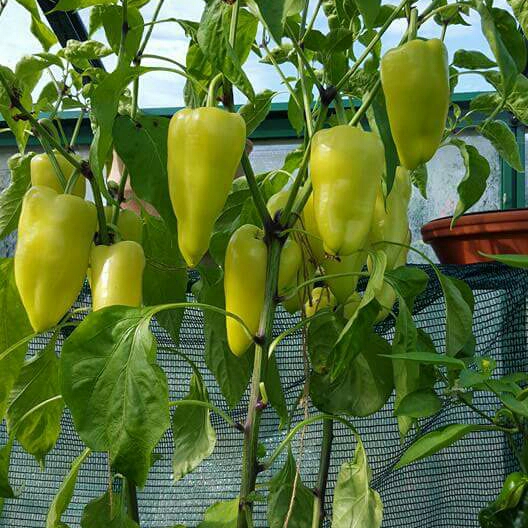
(0, 0, 515, 108)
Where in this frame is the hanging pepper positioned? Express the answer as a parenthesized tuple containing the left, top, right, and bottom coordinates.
(322, 252, 366, 305)
(381, 39, 450, 170)
(15, 186, 97, 332)
(310, 125, 385, 256)
(167, 107, 246, 268)
(369, 167, 412, 270)
(224, 224, 267, 356)
(301, 192, 326, 265)
(31, 151, 85, 197)
(90, 241, 145, 311)
(305, 287, 336, 318)
(103, 206, 143, 244)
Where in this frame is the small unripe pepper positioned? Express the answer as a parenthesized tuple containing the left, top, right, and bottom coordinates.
(31, 151, 85, 198)
(103, 206, 143, 244)
(305, 287, 336, 318)
(224, 224, 267, 356)
(89, 241, 145, 311)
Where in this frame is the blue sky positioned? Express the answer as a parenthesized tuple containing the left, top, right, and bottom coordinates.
(0, 0, 513, 108)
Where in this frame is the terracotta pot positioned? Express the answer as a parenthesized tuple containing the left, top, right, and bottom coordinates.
(421, 209, 528, 265)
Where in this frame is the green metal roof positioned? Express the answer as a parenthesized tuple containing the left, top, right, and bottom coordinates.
(0, 92, 490, 147)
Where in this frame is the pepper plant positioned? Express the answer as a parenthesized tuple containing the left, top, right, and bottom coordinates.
(0, 0, 528, 527)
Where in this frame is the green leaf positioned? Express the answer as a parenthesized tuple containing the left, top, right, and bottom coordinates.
(197, 0, 254, 99)
(265, 353, 289, 427)
(0, 438, 15, 499)
(46, 448, 91, 528)
(267, 450, 314, 528)
(387, 351, 466, 368)
(410, 164, 428, 199)
(0, 66, 32, 152)
(0, 154, 32, 242)
(113, 114, 176, 227)
(396, 424, 498, 469)
(395, 389, 442, 419)
(81, 491, 139, 528)
(14, 0, 57, 50)
(476, 0, 518, 95)
(508, 0, 528, 40)
(498, 393, 528, 418)
(0, 259, 32, 426)
(386, 269, 432, 439)
(15, 54, 60, 93)
(59, 40, 113, 62)
(478, 120, 523, 171)
(172, 374, 216, 482)
(437, 273, 474, 358)
(101, 5, 144, 61)
(287, 80, 306, 136)
(7, 336, 64, 466)
(194, 272, 252, 409)
(89, 65, 138, 199)
(480, 253, 528, 268)
(449, 139, 491, 224)
(470, 92, 502, 114)
(53, 0, 115, 10)
(354, 0, 381, 29)
(250, 0, 292, 44)
(492, 8, 527, 73)
(368, 88, 399, 195)
(332, 439, 383, 528)
(61, 306, 170, 486)
(453, 50, 496, 70)
(239, 90, 277, 135)
(197, 497, 239, 528)
(310, 313, 393, 417)
(142, 214, 187, 344)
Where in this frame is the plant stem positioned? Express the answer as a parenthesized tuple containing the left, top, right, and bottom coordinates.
(229, 0, 240, 46)
(118, 0, 129, 66)
(111, 167, 129, 226)
(349, 78, 381, 127)
(240, 152, 273, 227)
(335, 0, 410, 92)
(312, 420, 334, 528)
(281, 104, 329, 225)
(262, 40, 301, 109)
(334, 93, 348, 125)
(299, 57, 314, 137)
(206, 73, 224, 107)
(285, 22, 323, 93)
(125, 478, 140, 524)
(140, 54, 186, 70)
(237, 239, 282, 528)
(69, 109, 85, 149)
(408, 8, 418, 42)
(0, 74, 82, 170)
(137, 0, 165, 58)
(301, 0, 323, 44)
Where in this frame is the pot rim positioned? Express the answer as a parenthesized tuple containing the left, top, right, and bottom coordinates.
(421, 208, 528, 241)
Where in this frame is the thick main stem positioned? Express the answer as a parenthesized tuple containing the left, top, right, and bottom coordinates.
(311, 420, 334, 528)
(238, 238, 282, 528)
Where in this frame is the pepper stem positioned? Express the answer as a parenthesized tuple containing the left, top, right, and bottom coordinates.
(206, 73, 224, 108)
(408, 8, 418, 42)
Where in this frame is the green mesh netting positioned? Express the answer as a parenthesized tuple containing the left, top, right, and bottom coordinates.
(1, 262, 526, 528)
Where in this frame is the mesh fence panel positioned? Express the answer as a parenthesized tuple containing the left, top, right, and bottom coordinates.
(1, 262, 527, 528)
